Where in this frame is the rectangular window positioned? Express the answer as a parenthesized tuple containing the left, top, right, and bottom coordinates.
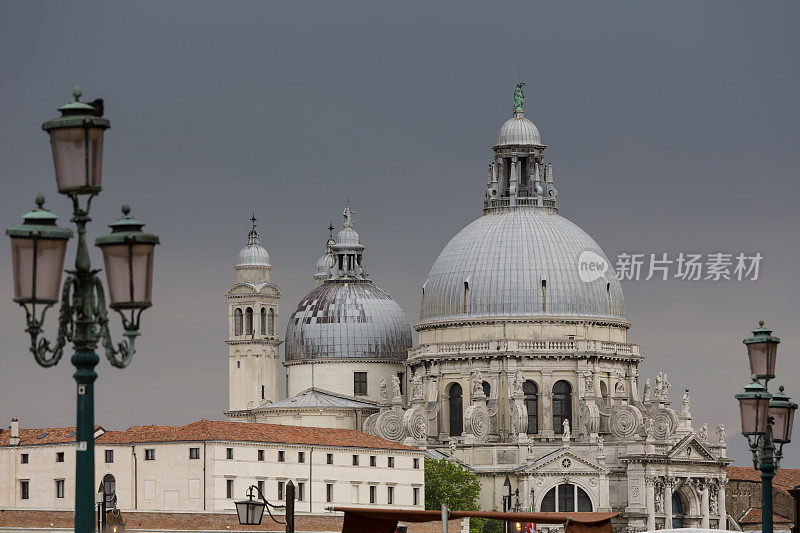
(413, 458, 420, 469)
(105, 450, 114, 463)
(369, 455, 376, 467)
(261, 385, 265, 400)
(20, 481, 29, 500)
(326, 483, 333, 503)
(226, 448, 233, 460)
(388, 456, 394, 468)
(144, 449, 155, 461)
(352, 454, 359, 466)
(258, 449, 265, 462)
(278, 481, 285, 501)
(189, 448, 200, 460)
(396, 373, 404, 394)
(413, 487, 420, 506)
(297, 482, 305, 502)
(257, 480, 265, 496)
(56, 451, 65, 463)
(21, 454, 28, 464)
(298, 451, 305, 463)
(387, 486, 394, 505)
(354, 372, 368, 395)
(56, 479, 65, 499)
(369, 485, 376, 504)
(226, 479, 234, 499)
(278, 450, 285, 462)
(326, 453, 333, 465)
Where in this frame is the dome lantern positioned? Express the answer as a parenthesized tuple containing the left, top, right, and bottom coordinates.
(236, 213, 270, 268)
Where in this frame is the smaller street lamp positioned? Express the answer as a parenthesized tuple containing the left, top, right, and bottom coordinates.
(6, 195, 73, 305)
(769, 386, 797, 446)
(234, 484, 288, 530)
(743, 320, 780, 382)
(735, 377, 772, 437)
(235, 486, 266, 526)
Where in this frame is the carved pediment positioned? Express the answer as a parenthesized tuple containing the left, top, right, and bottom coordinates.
(520, 448, 608, 475)
(667, 434, 718, 461)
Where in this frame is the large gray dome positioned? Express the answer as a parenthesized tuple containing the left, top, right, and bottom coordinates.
(286, 280, 412, 362)
(419, 210, 626, 324)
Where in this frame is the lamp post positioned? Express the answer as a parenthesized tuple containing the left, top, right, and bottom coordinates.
(735, 322, 797, 533)
(5, 87, 159, 533)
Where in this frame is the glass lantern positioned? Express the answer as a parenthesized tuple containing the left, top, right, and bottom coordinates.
(743, 321, 780, 380)
(5, 196, 73, 304)
(234, 492, 265, 525)
(769, 386, 797, 444)
(95, 205, 159, 310)
(735, 378, 772, 436)
(41, 87, 110, 195)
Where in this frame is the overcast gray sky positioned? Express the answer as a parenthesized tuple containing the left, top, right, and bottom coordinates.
(1, 1, 798, 468)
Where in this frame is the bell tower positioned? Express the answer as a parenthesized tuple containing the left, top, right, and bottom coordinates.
(225, 215, 282, 412)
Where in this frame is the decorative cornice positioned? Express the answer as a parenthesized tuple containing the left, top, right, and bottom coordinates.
(415, 315, 631, 332)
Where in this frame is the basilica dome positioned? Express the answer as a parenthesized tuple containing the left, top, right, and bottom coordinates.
(419, 203, 625, 325)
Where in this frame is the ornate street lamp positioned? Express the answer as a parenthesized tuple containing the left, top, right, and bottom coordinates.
(735, 322, 796, 533)
(5, 88, 158, 533)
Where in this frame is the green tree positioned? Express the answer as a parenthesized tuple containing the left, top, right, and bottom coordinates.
(424, 458, 483, 533)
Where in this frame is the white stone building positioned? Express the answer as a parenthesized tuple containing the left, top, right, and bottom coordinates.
(0, 419, 424, 513)
(225, 84, 731, 532)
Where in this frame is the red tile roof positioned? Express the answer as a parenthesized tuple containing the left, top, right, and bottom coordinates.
(96, 420, 419, 451)
(727, 465, 800, 494)
(0, 426, 103, 446)
(739, 508, 793, 525)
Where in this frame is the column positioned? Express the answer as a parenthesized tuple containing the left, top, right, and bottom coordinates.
(541, 371, 553, 437)
(664, 477, 675, 529)
(645, 477, 656, 531)
(718, 480, 727, 530)
(701, 479, 710, 529)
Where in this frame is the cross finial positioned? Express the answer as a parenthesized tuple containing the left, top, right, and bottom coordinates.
(250, 212, 257, 230)
(328, 222, 335, 237)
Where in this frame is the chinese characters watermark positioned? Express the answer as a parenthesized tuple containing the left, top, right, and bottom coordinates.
(578, 251, 763, 282)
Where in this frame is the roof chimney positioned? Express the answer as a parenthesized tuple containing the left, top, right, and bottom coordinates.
(10, 418, 19, 446)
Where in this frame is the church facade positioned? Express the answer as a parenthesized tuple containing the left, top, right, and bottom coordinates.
(225, 85, 730, 531)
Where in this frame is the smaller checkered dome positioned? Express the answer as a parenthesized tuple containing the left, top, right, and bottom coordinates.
(285, 279, 412, 363)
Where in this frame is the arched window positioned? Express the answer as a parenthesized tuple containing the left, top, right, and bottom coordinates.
(599, 380, 609, 401)
(102, 474, 116, 508)
(448, 383, 463, 437)
(481, 381, 491, 398)
(260, 308, 267, 335)
(268, 308, 275, 336)
(553, 380, 572, 434)
(523, 380, 538, 434)
(245, 307, 254, 335)
(672, 493, 685, 528)
(540, 484, 592, 512)
(234, 308, 243, 336)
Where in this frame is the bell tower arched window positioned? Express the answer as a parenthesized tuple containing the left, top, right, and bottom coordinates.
(268, 308, 275, 336)
(245, 307, 253, 335)
(234, 308, 243, 336)
(260, 308, 267, 335)
(523, 380, 538, 434)
(553, 380, 572, 434)
(448, 383, 463, 437)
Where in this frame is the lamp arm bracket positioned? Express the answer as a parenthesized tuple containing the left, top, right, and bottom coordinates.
(247, 485, 286, 525)
(23, 275, 75, 368)
(93, 277, 138, 368)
